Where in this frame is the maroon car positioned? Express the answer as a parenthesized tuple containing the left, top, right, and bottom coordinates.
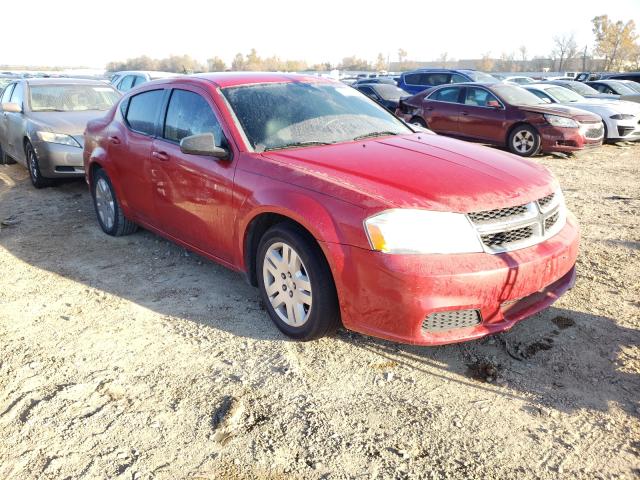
(396, 82, 604, 156)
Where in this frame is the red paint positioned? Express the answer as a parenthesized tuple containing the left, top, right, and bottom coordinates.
(84, 73, 579, 345)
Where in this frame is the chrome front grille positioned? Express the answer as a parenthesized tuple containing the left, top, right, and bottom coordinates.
(481, 225, 534, 247)
(468, 204, 528, 223)
(580, 122, 604, 140)
(422, 310, 481, 332)
(467, 191, 565, 253)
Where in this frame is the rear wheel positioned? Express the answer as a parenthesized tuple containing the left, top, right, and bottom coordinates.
(257, 223, 340, 341)
(508, 125, 540, 157)
(26, 142, 53, 188)
(92, 168, 138, 236)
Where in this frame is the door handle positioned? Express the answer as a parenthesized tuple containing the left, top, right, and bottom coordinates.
(108, 135, 121, 144)
(152, 150, 169, 161)
(461, 111, 469, 116)
(425, 106, 433, 111)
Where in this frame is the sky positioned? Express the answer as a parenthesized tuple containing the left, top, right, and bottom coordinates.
(3, 0, 640, 69)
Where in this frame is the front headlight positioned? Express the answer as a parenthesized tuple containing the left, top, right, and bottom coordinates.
(364, 209, 483, 254)
(610, 114, 635, 120)
(36, 131, 81, 147)
(544, 114, 578, 128)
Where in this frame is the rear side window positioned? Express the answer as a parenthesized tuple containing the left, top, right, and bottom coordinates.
(163, 89, 224, 146)
(425, 73, 450, 86)
(429, 87, 461, 103)
(1, 83, 15, 103)
(125, 89, 164, 136)
(404, 73, 421, 86)
(450, 73, 468, 83)
(464, 87, 500, 107)
(118, 75, 135, 92)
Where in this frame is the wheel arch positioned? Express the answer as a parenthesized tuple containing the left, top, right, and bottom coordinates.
(506, 121, 538, 146)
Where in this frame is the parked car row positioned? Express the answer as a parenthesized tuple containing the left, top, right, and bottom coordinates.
(1, 72, 582, 347)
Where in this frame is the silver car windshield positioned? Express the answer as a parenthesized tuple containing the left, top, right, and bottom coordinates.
(222, 82, 411, 151)
(30, 84, 120, 112)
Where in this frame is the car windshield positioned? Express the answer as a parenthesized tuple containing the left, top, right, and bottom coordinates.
(491, 84, 546, 106)
(30, 84, 120, 112)
(373, 84, 410, 101)
(621, 81, 640, 94)
(223, 81, 412, 151)
(466, 71, 499, 83)
(563, 82, 599, 96)
(546, 86, 584, 103)
(610, 81, 638, 95)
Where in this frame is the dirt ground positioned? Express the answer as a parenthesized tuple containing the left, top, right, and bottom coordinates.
(0, 143, 638, 480)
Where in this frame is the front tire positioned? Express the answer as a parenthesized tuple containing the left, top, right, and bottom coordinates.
(91, 168, 138, 236)
(508, 125, 540, 157)
(257, 223, 340, 341)
(26, 142, 52, 188)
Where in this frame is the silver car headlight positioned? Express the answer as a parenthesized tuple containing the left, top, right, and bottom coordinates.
(364, 209, 483, 254)
(36, 131, 81, 147)
(544, 114, 579, 128)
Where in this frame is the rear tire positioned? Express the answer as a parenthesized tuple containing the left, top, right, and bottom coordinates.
(508, 125, 540, 157)
(26, 142, 52, 188)
(257, 223, 340, 341)
(91, 168, 138, 236)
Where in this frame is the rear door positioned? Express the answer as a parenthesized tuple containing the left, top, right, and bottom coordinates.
(458, 86, 506, 143)
(422, 86, 463, 135)
(0, 83, 15, 153)
(150, 86, 237, 260)
(111, 88, 165, 224)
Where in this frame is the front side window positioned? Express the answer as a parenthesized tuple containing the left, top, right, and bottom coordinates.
(464, 87, 500, 107)
(163, 89, 223, 146)
(125, 89, 164, 135)
(118, 75, 135, 92)
(429, 87, 461, 103)
(10, 83, 24, 107)
(223, 81, 411, 151)
(29, 84, 120, 112)
(133, 76, 146, 88)
(1, 83, 15, 103)
(425, 73, 450, 86)
(450, 74, 468, 83)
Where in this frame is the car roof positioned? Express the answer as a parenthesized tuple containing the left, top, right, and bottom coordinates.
(23, 78, 114, 86)
(190, 72, 334, 88)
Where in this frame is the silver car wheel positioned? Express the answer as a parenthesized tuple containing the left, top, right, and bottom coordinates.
(262, 241, 312, 327)
(95, 177, 115, 230)
(28, 149, 39, 179)
(513, 130, 535, 153)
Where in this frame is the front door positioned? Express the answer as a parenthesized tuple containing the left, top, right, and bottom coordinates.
(457, 87, 506, 143)
(150, 87, 236, 260)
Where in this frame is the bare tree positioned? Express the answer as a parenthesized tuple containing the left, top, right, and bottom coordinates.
(437, 52, 449, 68)
(552, 34, 578, 72)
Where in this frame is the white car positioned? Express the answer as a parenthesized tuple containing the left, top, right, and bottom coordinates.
(523, 83, 640, 142)
(110, 71, 180, 92)
(503, 76, 535, 85)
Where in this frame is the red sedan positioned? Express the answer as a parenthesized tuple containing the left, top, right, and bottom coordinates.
(83, 73, 579, 346)
(396, 82, 604, 156)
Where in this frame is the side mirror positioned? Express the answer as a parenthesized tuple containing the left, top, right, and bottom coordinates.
(486, 100, 501, 109)
(179, 132, 228, 159)
(1, 102, 22, 113)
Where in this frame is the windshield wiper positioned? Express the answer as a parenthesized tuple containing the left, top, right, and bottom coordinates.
(352, 131, 398, 141)
(260, 141, 333, 152)
(33, 108, 66, 112)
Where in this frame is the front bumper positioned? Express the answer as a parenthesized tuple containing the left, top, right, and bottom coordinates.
(32, 141, 85, 177)
(539, 125, 602, 153)
(326, 214, 579, 346)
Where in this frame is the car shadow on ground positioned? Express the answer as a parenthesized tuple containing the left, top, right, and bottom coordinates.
(0, 166, 638, 419)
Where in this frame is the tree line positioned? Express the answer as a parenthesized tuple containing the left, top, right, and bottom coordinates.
(105, 14, 638, 74)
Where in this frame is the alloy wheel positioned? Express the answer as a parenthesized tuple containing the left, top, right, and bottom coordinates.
(262, 241, 313, 326)
(94, 177, 115, 230)
(512, 130, 535, 154)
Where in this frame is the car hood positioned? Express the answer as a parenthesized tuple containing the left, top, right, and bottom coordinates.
(562, 99, 640, 115)
(28, 110, 108, 137)
(262, 133, 555, 213)
(620, 94, 640, 103)
(517, 104, 600, 122)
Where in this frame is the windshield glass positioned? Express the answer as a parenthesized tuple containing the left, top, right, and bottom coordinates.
(610, 81, 637, 95)
(620, 81, 640, 93)
(546, 86, 584, 103)
(466, 71, 499, 83)
(30, 84, 120, 112)
(492, 84, 546, 106)
(373, 84, 410, 100)
(223, 81, 412, 151)
(564, 82, 598, 96)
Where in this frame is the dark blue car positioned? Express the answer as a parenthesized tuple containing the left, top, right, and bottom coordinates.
(398, 69, 498, 94)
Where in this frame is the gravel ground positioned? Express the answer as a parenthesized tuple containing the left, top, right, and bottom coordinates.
(0, 143, 638, 480)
